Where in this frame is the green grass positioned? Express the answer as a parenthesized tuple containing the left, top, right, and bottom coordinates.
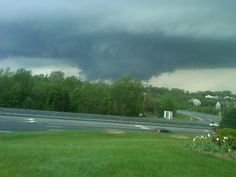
(0, 130, 236, 177)
(174, 112, 198, 121)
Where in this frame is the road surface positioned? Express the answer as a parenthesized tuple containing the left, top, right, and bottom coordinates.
(0, 107, 213, 134)
(177, 110, 222, 123)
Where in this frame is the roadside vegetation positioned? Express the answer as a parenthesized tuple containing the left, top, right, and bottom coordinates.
(185, 107, 236, 161)
(0, 130, 236, 177)
(0, 68, 235, 118)
(174, 112, 198, 121)
(220, 107, 236, 129)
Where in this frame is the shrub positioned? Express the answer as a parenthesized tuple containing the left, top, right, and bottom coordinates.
(216, 128, 236, 138)
(216, 128, 236, 150)
(186, 134, 231, 153)
(220, 107, 236, 129)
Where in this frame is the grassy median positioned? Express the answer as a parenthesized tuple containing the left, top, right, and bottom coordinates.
(0, 130, 236, 177)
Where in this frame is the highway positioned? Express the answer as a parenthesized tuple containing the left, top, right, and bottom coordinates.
(0, 107, 214, 134)
(177, 110, 222, 123)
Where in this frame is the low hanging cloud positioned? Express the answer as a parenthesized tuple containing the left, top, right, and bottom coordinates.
(0, 0, 236, 80)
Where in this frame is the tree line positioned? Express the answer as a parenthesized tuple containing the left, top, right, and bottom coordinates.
(0, 68, 144, 116)
(0, 68, 235, 117)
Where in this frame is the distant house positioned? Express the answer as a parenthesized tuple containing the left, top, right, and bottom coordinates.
(205, 95, 214, 99)
(189, 99, 201, 106)
(224, 96, 235, 100)
(205, 95, 219, 99)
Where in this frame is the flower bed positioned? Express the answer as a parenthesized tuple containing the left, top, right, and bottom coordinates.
(186, 134, 231, 153)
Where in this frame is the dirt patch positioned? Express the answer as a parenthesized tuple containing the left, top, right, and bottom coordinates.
(0, 131, 12, 133)
(200, 151, 236, 161)
(106, 129, 124, 135)
(169, 135, 190, 139)
(213, 151, 236, 160)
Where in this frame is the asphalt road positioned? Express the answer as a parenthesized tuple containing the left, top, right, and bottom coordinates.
(0, 107, 213, 134)
(177, 110, 222, 123)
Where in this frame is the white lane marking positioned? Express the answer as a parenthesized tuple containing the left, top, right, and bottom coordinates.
(24, 118, 35, 123)
(204, 130, 209, 132)
(135, 125, 150, 130)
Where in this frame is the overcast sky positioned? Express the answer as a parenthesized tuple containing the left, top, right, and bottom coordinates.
(1, 0, 236, 92)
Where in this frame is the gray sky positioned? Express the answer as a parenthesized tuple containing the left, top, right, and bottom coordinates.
(1, 0, 236, 92)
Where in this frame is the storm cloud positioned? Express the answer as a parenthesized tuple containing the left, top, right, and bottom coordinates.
(0, 0, 236, 80)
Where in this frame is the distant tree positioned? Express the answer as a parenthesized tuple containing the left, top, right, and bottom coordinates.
(49, 71, 64, 79)
(110, 76, 144, 116)
(47, 88, 70, 112)
(0, 67, 235, 118)
(12, 68, 34, 107)
(220, 107, 236, 129)
(49, 71, 65, 83)
(159, 95, 176, 116)
(29, 82, 51, 109)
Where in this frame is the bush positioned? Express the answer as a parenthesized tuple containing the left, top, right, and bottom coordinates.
(216, 128, 236, 138)
(220, 107, 236, 129)
(229, 139, 236, 150)
(216, 128, 236, 150)
(186, 134, 231, 153)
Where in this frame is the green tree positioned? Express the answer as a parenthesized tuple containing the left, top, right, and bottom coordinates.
(47, 88, 70, 112)
(12, 68, 34, 107)
(110, 76, 144, 116)
(49, 71, 65, 80)
(220, 107, 236, 129)
(157, 96, 176, 117)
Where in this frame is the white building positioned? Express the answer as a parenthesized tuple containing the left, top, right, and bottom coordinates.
(205, 95, 214, 99)
(205, 95, 219, 99)
(164, 111, 173, 120)
(216, 102, 221, 110)
(189, 99, 201, 106)
(224, 96, 235, 100)
(216, 102, 221, 116)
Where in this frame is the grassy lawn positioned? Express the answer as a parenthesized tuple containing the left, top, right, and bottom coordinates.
(0, 130, 236, 177)
(174, 112, 198, 121)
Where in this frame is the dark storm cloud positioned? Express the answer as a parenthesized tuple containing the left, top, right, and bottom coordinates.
(0, 0, 236, 79)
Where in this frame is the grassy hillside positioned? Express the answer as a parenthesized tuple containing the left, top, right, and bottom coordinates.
(0, 130, 236, 177)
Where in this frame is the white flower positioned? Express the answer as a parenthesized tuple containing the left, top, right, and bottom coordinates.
(224, 136, 228, 140)
(193, 138, 196, 142)
(207, 134, 211, 138)
(228, 149, 231, 152)
(216, 138, 219, 141)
